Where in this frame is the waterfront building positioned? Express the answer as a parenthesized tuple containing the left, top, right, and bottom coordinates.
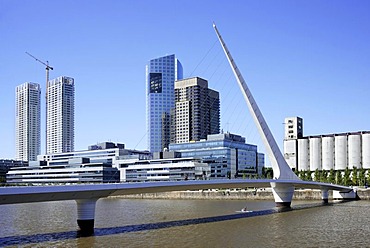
(0, 159, 28, 182)
(46, 76, 75, 154)
(6, 141, 210, 184)
(146, 54, 183, 153)
(121, 157, 210, 182)
(173, 77, 220, 144)
(15, 82, 41, 161)
(38, 142, 152, 167)
(283, 116, 370, 171)
(169, 132, 264, 178)
(6, 158, 119, 184)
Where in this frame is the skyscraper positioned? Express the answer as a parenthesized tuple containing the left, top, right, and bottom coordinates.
(46, 76, 75, 154)
(173, 77, 220, 143)
(146, 54, 183, 152)
(15, 82, 41, 161)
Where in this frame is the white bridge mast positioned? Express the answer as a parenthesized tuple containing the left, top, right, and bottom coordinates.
(213, 23, 299, 180)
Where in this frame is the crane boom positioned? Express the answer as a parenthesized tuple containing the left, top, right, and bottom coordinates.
(26, 52, 54, 154)
(25, 52, 53, 70)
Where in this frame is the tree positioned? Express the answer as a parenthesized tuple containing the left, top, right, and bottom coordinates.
(321, 169, 328, 183)
(314, 169, 320, 182)
(352, 167, 358, 186)
(343, 167, 352, 186)
(307, 170, 313, 181)
(336, 170, 343, 185)
(359, 168, 366, 187)
(328, 169, 336, 184)
(262, 167, 273, 179)
(0, 176, 5, 186)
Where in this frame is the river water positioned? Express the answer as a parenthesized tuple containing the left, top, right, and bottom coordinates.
(0, 198, 369, 247)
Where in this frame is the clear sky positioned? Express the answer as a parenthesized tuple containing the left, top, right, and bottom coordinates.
(1, 0, 370, 166)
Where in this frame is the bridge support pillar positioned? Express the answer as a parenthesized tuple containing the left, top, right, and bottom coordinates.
(321, 189, 329, 204)
(270, 182, 294, 208)
(76, 198, 98, 236)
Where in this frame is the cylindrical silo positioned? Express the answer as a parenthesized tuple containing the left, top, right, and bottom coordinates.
(348, 134, 361, 169)
(335, 135, 347, 170)
(322, 136, 334, 171)
(362, 133, 370, 169)
(309, 137, 321, 171)
(298, 139, 309, 171)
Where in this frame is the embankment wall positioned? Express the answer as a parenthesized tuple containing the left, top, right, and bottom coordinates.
(112, 188, 370, 201)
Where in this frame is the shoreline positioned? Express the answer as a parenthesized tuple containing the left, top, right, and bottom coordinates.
(110, 188, 370, 201)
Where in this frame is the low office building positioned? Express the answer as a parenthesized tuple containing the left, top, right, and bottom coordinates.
(0, 159, 28, 183)
(121, 157, 210, 182)
(38, 142, 152, 167)
(6, 158, 119, 184)
(6, 142, 211, 184)
(169, 132, 264, 178)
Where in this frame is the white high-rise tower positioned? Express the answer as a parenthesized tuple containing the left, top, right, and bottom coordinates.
(15, 82, 41, 161)
(46, 76, 75, 154)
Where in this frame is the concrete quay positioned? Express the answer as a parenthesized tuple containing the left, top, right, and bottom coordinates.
(112, 187, 370, 201)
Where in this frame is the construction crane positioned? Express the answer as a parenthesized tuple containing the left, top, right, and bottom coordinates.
(26, 52, 54, 154)
(25, 52, 53, 86)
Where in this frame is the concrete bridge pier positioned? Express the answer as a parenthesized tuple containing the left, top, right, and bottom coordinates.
(321, 189, 329, 204)
(76, 198, 98, 235)
(270, 182, 294, 208)
(333, 189, 360, 201)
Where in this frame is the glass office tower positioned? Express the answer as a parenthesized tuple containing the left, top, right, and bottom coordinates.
(146, 54, 183, 152)
(15, 82, 41, 161)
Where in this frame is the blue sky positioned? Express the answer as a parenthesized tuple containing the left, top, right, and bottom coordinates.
(1, 0, 370, 166)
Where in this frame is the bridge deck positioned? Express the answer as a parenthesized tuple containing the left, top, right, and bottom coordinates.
(0, 179, 352, 205)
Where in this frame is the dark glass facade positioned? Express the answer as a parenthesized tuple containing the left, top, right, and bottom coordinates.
(149, 73, 162, 93)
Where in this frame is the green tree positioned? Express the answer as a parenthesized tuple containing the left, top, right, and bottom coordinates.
(321, 169, 328, 183)
(262, 167, 273, 179)
(328, 169, 336, 184)
(307, 170, 313, 181)
(352, 167, 358, 186)
(314, 169, 320, 182)
(343, 167, 352, 186)
(0, 176, 6, 186)
(358, 168, 366, 186)
(336, 170, 343, 185)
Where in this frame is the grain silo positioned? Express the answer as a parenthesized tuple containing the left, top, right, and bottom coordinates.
(334, 135, 347, 170)
(348, 133, 361, 169)
(298, 138, 309, 171)
(309, 137, 321, 171)
(362, 132, 370, 169)
(322, 136, 334, 171)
